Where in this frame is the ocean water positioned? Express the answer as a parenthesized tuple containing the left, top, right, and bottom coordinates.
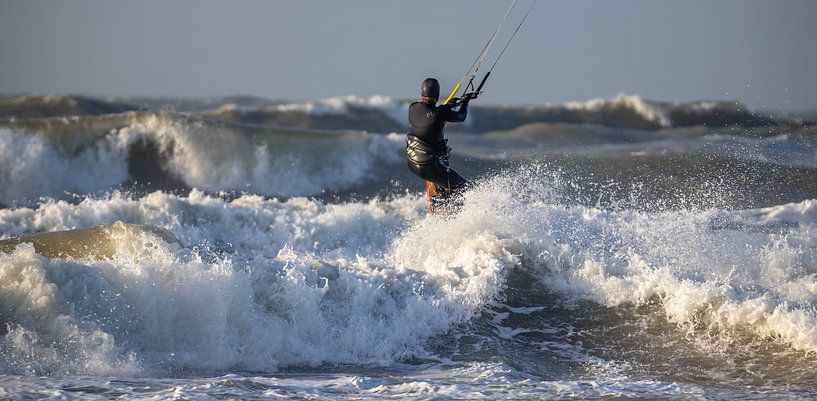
(0, 94, 816, 400)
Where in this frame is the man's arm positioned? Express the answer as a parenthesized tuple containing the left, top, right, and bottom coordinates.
(441, 100, 469, 123)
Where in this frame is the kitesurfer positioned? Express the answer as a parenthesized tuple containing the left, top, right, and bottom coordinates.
(406, 78, 473, 195)
(405, 2, 533, 212)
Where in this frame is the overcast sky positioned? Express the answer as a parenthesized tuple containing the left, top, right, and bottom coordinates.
(1, 0, 815, 110)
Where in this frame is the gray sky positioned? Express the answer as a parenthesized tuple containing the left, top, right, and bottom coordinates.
(1, 0, 815, 110)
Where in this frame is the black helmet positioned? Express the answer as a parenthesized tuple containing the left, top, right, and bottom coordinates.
(421, 78, 440, 99)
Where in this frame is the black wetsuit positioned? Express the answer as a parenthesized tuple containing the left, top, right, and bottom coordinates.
(406, 100, 469, 192)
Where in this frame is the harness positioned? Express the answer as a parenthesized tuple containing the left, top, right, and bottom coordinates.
(406, 134, 448, 166)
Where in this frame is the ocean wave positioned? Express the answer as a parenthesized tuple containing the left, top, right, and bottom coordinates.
(2, 94, 810, 133)
(0, 165, 815, 375)
(469, 122, 817, 167)
(564, 94, 672, 127)
(399, 168, 817, 354)
(0, 112, 405, 204)
(0, 191, 508, 374)
(0, 95, 136, 119)
(0, 222, 179, 260)
(471, 94, 809, 132)
(467, 169, 817, 352)
(201, 95, 408, 133)
(0, 126, 130, 205)
(1, 111, 814, 208)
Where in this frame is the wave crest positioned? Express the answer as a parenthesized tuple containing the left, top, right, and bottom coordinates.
(0, 112, 405, 204)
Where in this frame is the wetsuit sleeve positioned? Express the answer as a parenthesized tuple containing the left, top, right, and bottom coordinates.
(440, 102, 468, 123)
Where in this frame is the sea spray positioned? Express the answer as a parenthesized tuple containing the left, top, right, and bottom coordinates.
(453, 168, 817, 352)
(0, 114, 406, 204)
(0, 93, 816, 397)
(1, 163, 813, 378)
(0, 190, 514, 375)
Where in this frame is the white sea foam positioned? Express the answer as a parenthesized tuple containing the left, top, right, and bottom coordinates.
(0, 128, 129, 205)
(0, 115, 405, 204)
(0, 363, 731, 400)
(0, 164, 815, 376)
(119, 116, 404, 196)
(0, 189, 513, 374)
(460, 171, 817, 352)
(273, 95, 409, 125)
(564, 94, 672, 127)
(393, 168, 817, 353)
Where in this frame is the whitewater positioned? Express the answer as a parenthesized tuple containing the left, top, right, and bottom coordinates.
(0, 94, 816, 400)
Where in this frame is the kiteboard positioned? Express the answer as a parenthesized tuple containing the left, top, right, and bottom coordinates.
(425, 180, 459, 215)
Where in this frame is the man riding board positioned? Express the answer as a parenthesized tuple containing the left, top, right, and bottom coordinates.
(406, 78, 474, 212)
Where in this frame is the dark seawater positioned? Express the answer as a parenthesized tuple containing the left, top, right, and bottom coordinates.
(0, 94, 816, 400)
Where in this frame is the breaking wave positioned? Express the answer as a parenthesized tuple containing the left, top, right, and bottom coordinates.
(0, 112, 404, 205)
(0, 166, 815, 376)
(3, 94, 812, 132)
(1, 93, 815, 384)
(1, 94, 815, 207)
